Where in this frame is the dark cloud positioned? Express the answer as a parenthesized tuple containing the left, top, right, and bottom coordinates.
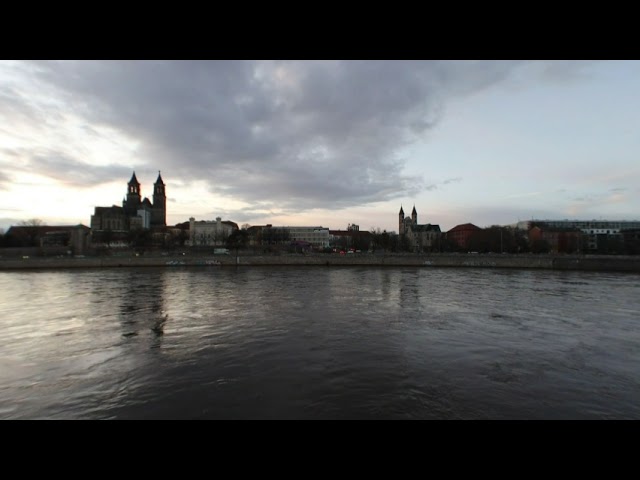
(15, 61, 540, 208)
(2, 147, 132, 187)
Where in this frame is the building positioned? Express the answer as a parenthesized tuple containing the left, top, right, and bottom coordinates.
(528, 225, 581, 253)
(519, 220, 640, 252)
(447, 223, 482, 250)
(90, 171, 167, 245)
(90, 206, 129, 232)
(188, 217, 238, 247)
(399, 205, 441, 252)
(329, 224, 372, 251)
(284, 226, 331, 248)
(122, 171, 166, 228)
(4, 224, 90, 254)
(246, 225, 290, 248)
(245, 225, 330, 249)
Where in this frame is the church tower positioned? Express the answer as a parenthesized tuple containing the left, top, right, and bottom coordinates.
(411, 205, 417, 225)
(152, 171, 166, 227)
(399, 205, 405, 235)
(124, 171, 141, 216)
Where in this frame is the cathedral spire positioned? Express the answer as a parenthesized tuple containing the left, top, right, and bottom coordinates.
(152, 170, 167, 227)
(128, 171, 140, 186)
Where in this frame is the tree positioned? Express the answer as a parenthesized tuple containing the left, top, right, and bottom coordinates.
(226, 229, 248, 254)
(369, 227, 383, 252)
(399, 234, 411, 252)
(531, 238, 551, 254)
(439, 235, 460, 253)
(514, 229, 530, 253)
(16, 218, 46, 247)
(128, 229, 152, 253)
(19, 219, 45, 227)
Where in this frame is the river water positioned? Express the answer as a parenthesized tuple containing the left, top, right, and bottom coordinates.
(0, 266, 638, 419)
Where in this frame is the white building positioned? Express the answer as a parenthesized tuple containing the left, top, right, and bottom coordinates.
(188, 217, 238, 247)
(284, 226, 331, 248)
(136, 208, 151, 229)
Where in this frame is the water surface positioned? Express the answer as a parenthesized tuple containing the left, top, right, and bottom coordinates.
(1, 267, 638, 419)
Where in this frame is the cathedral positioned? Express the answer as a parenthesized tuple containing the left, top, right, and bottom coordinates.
(90, 171, 166, 233)
(122, 171, 166, 228)
(399, 205, 441, 252)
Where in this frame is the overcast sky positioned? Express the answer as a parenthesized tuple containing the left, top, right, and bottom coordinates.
(1, 60, 639, 233)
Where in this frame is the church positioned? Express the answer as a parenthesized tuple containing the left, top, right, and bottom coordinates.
(90, 171, 167, 234)
(122, 171, 166, 228)
(399, 205, 441, 252)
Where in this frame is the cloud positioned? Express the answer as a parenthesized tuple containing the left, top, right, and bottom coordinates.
(539, 60, 598, 83)
(1, 147, 132, 187)
(425, 176, 463, 191)
(443, 177, 462, 185)
(5, 61, 548, 209)
(0, 170, 11, 189)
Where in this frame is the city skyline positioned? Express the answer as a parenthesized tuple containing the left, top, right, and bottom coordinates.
(1, 60, 639, 233)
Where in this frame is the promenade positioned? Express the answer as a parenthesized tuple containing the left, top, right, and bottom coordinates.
(1, 252, 640, 272)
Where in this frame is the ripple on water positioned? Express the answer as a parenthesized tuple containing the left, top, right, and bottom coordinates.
(0, 267, 639, 419)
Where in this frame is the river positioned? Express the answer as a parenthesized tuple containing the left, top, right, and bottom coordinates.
(1, 266, 638, 419)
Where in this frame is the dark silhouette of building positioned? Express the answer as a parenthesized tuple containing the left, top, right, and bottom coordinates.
(399, 205, 441, 252)
(92, 171, 167, 234)
(122, 171, 166, 228)
(4, 224, 90, 254)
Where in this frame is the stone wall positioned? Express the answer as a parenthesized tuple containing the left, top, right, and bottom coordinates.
(2, 253, 640, 272)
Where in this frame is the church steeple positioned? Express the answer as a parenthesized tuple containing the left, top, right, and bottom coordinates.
(153, 170, 165, 196)
(128, 171, 140, 194)
(411, 205, 417, 224)
(152, 170, 166, 227)
(399, 205, 405, 236)
(124, 171, 141, 215)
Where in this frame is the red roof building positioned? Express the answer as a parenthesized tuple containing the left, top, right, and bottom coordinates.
(447, 223, 482, 250)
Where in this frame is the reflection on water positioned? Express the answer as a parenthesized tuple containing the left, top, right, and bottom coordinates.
(0, 267, 639, 419)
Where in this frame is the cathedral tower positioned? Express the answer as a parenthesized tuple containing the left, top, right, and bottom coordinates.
(151, 171, 166, 227)
(124, 172, 141, 216)
(411, 205, 417, 225)
(399, 205, 405, 236)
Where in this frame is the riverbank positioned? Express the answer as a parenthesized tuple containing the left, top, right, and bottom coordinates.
(2, 253, 640, 272)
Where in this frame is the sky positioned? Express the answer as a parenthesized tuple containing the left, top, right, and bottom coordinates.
(1, 60, 639, 234)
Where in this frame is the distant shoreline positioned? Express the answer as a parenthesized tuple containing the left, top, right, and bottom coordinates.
(1, 253, 640, 273)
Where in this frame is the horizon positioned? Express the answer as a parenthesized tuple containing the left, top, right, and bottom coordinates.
(2, 61, 639, 234)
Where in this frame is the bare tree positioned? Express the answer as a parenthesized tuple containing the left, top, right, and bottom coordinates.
(19, 218, 45, 227)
